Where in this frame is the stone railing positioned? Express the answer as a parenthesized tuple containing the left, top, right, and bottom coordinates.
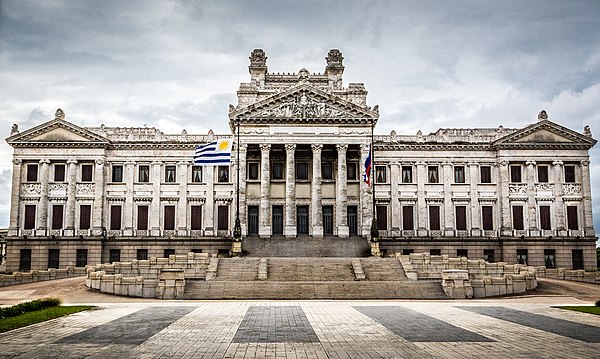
(0, 267, 87, 287)
(397, 253, 537, 299)
(85, 252, 211, 299)
(536, 267, 600, 285)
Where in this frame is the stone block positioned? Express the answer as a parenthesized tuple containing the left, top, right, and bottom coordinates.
(100, 275, 115, 293)
(471, 279, 485, 298)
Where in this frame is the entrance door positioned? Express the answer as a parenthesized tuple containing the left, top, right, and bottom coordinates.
(247, 206, 259, 235)
(347, 206, 358, 235)
(323, 206, 333, 235)
(297, 206, 309, 235)
(272, 206, 283, 235)
(572, 249, 584, 270)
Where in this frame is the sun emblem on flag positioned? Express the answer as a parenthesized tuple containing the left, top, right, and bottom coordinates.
(216, 139, 232, 152)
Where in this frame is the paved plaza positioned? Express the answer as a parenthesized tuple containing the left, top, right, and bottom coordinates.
(1, 278, 600, 358)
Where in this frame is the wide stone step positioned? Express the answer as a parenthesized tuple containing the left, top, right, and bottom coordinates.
(242, 237, 371, 257)
(361, 258, 408, 281)
(215, 258, 259, 281)
(267, 258, 355, 281)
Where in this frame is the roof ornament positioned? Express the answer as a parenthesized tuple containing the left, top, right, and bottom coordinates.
(326, 49, 344, 66)
(249, 49, 267, 66)
(10, 124, 19, 136)
(584, 125, 592, 137)
(298, 68, 310, 83)
(55, 108, 65, 120)
(538, 110, 548, 121)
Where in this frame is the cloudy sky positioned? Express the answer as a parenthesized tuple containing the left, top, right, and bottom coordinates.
(0, 0, 599, 238)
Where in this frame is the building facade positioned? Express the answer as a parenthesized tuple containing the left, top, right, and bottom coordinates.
(4, 49, 597, 272)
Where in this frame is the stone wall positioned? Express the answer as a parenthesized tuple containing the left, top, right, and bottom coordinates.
(85, 252, 210, 299)
(398, 253, 538, 299)
(0, 266, 87, 287)
(536, 267, 600, 284)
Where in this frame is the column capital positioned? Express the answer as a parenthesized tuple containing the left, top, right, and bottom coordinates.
(66, 159, 78, 165)
(552, 160, 564, 167)
(311, 144, 323, 152)
(498, 160, 509, 167)
(285, 144, 296, 152)
(259, 143, 271, 152)
(526, 160, 536, 167)
(467, 161, 479, 167)
(581, 160, 590, 167)
(95, 158, 105, 166)
(12, 158, 22, 165)
(336, 144, 348, 152)
(39, 159, 51, 165)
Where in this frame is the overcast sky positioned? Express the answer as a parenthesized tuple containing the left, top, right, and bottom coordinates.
(0, 0, 599, 238)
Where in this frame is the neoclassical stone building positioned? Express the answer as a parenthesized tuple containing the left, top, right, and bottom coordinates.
(3, 49, 597, 272)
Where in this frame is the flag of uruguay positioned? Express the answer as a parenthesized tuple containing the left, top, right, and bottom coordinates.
(194, 139, 232, 166)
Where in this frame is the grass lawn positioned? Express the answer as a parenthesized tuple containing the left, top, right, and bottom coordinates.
(555, 306, 600, 315)
(0, 306, 94, 333)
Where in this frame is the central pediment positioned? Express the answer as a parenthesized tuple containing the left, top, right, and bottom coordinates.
(492, 120, 596, 149)
(229, 84, 378, 129)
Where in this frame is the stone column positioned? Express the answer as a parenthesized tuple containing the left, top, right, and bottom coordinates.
(203, 165, 215, 236)
(498, 160, 512, 236)
(311, 144, 323, 237)
(92, 158, 105, 235)
(552, 160, 565, 233)
(416, 161, 427, 236)
(36, 159, 51, 233)
(177, 161, 189, 236)
(64, 159, 78, 235)
(259, 144, 271, 237)
(360, 144, 372, 235)
(284, 144, 297, 237)
(580, 160, 594, 235)
(468, 162, 481, 236)
(389, 161, 400, 236)
(442, 161, 454, 236)
(122, 161, 135, 236)
(336, 144, 349, 237)
(8, 159, 22, 236)
(525, 160, 537, 233)
(150, 161, 162, 236)
(238, 144, 248, 236)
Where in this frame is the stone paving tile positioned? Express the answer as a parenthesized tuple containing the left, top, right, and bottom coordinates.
(233, 306, 318, 343)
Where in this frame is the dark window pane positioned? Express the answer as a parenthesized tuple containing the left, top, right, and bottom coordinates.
(192, 166, 202, 182)
(297, 206, 309, 234)
(512, 206, 524, 230)
(564, 165, 576, 183)
(323, 205, 333, 235)
(510, 165, 521, 183)
(218, 166, 229, 182)
(402, 166, 412, 183)
(139, 165, 150, 182)
(27, 164, 38, 182)
(539, 206, 551, 230)
(271, 205, 283, 235)
(537, 166, 549, 183)
(112, 165, 123, 182)
(567, 206, 578, 230)
(110, 205, 122, 230)
(48, 249, 60, 269)
(137, 205, 149, 230)
(322, 162, 333, 180)
(454, 166, 465, 183)
(347, 206, 358, 235)
(164, 206, 175, 230)
(79, 205, 91, 230)
(76, 249, 88, 267)
(429, 206, 440, 230)
(296, 163, 309, 180)
(81, 164, 93, 182)
(457, 249, 468, 258)
(484, 249, 495, 263)
(165, 165, 176, 182)
(164, 249, 175, 258)
(109, 249, 121, 263)
(428, 166, 439, 183)
(402, 206, 413, 230)
(54, 164, 65, 182)
(376, 205, 387, 230)
(375, 166, 386, 183)
(52, 205, 63, 230)
(572, 249, 583, 270)
(517, 249, 528, 265)
(544, 249, 556, 269)
(403, 249, 415, 255)
(271, 162, 284, 180)
(347, 162, 357, 180)
(137, 249, 148, 260)
(19, 249, 31, 271)
(455, 206, 467, 230)
(24, 205, 36, 229)
(248, 162, 259, 180)
(482, 206, 493, 230)
(191, 205, 202, 230)
(248, 206, 259, 235)
(430, 249, 441, 256)
(480, 166, 492, 183)
(218, 206, 229, 230)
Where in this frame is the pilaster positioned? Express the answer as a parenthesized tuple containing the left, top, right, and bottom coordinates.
(150, 161, 162, 236)
(389, 161, 400, 235)
(92, 158, 105, 235)
(442, 161, 453, 236)
(122, 161, 135, 236)
(416, 161, 427, 236)
(468, 162, 481, 236)
(259, 143, 271, 237)
(64, 159, 78, 235)
(525, 160, 537, 233)
(8, 159, 22, 236)
(177, 161, 189, 236)
(311, 144, 323, 237)
(336, 144, 349, 237)
(580, 160, 594, 235)
(498, 160, 512, 235)
(553, 160, 565, 233)
(238, 144, 248, 236)
(284, 144, 297, 237)
(360, 144, 372, 235)
(36, 159, 51, 233)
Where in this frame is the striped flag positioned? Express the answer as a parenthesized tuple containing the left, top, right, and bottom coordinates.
(194, 139, 232, 166)
(363, 144, 371, 185)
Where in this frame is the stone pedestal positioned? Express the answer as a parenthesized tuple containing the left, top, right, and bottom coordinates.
(231, 241, 242, 257)
(370, 241, 381, 257)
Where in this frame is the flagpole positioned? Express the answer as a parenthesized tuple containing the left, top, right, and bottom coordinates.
(370, 118, 379, 242)
(233, 118, 242, 242)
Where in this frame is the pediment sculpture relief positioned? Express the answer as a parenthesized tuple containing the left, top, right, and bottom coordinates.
(259, 92, 346, 118)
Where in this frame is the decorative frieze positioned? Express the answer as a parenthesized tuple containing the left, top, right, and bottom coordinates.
(21, 183, 41, 195)
(508, 183, 527, 195)
(76, 183, 95, 195)
(562, 183, 582, 196)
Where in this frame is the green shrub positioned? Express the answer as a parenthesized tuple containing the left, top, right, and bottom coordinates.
(0, 298, 61, 319)
(595, 300, 600, 307)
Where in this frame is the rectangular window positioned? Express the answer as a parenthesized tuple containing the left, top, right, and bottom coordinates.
(512, 205, 524, 230)
(109, 249, 121, 263)
(217, 205, 229, 230)
(544, 249, 556, 269)
(482, 206, 494, 230)
(539, 205, 551, 230)
(165, 165, 176, 182)
(454, 166, 465, 183)
(566, 206, 578, 230)
(457, 249, 468, 258)
(455, 206, 467, 230)
(112, 165, 123, 182)
(272, 205, 283, 235)
(376, 205, 388, 230)
(564, 165, 576, 183)
(218, 166, 229, 183)
(429, 206, 440, 230)
(81, 164, 93, 182)
(164, 205, 175, 230)
(402, 166, 412, 183)
(347, 206, 358, 235)
(402, 249, 415, 255)
(537, 165, 549, 183)
(52, 205, 64, 230)
(27, 164, 38, 182)
(483, 249, 495, 263)
(110, 205, 122, 230)
(190, 205, 202, 230)
(402, 206, 414, 230)
(516, 249, 528, 265)
(79, 205, 91, 230)
(138, 165, 150, 182)
(24, 205, 36, 230)
(428, 166, 439, 183)
(164, 249, 175, 258)
(296, 163, 309, 180)
(322, 162, 333, 180)
(480, 166, 492, 183)
(271, 162, 284, 180)
(572, 249, 584, 270)
(247, 162, 259, 180)
(430, 249, 441, 256)
(137, 205, 149, 230)
(76, 249, 88, 267)
(510, 165, 522, 183)
(19, 249, 32, 272)
(297, 206, 309, 235)
(192, 166, 202, 183)
(323, 205, 333, 235)
(347, 162, 357, 181)
(47, 249, 60, 269)
(136, 249, 148, 260)
(248, 205, 259, 235)
(54, 164, 65, 182)
(375, 166, 387, 183)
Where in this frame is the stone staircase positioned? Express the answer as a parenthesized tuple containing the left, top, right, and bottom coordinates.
(241, 237, 371, 257)
(182, 257, 446, 300)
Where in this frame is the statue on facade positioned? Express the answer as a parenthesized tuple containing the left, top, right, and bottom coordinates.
(326, 49, 344, 66)
(55, 108, 65, 120)
(538, 110, 548, 121)
(10, 124, 19, 136)
(249, 49, 267, 66)
(584, 125, 592, 137)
